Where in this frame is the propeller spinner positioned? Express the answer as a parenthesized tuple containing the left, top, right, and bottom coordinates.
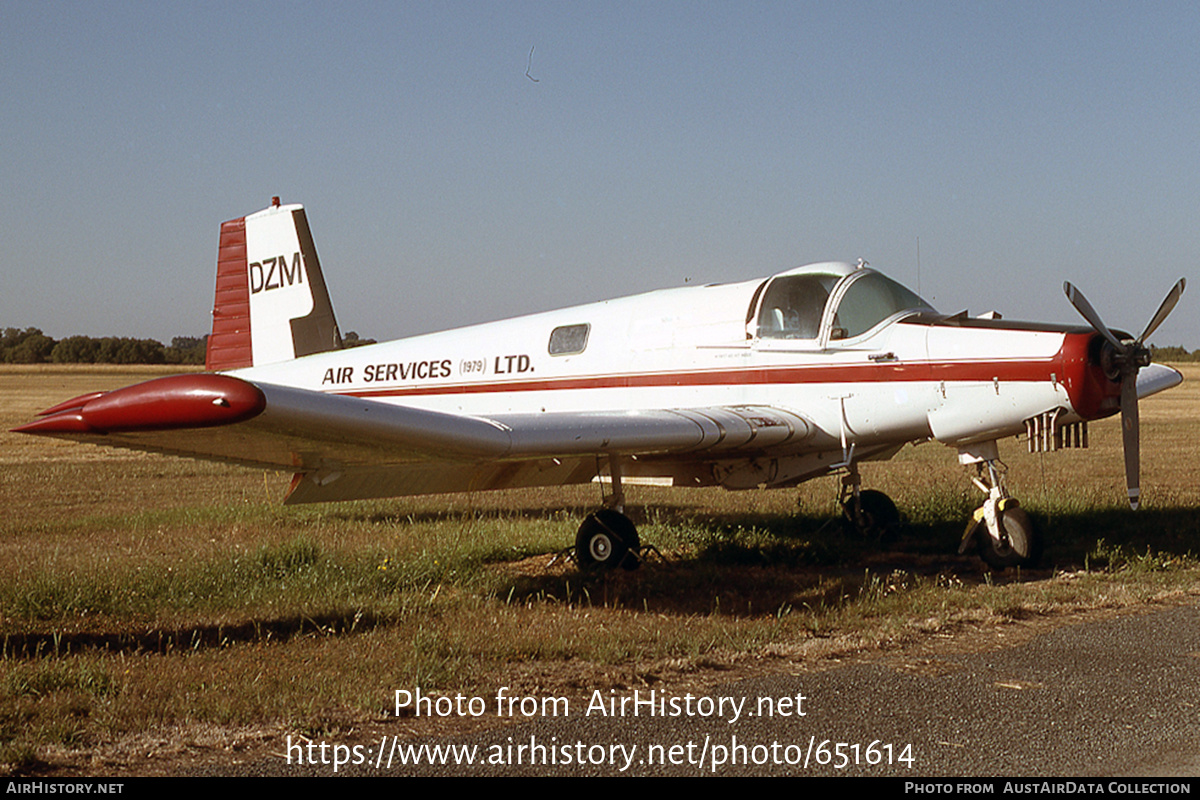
(1063, 279, 1186, 509)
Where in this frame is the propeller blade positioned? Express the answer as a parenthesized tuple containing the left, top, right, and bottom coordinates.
(1063, 278, 1187, 510)
(1120, 375, 1140, 510)
(1063, 281, 1126, 352)
(1137, 278, 1187, 344)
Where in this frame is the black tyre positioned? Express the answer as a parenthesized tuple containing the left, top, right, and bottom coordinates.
(575, 509, 641, 571)
(842, 489, 901, 543)
(978, 506, 1041, 569)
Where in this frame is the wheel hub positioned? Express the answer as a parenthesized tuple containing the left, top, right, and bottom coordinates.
(589, 533, 613, 561)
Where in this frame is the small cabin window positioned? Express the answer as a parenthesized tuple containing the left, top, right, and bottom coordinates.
(548, 323, 590, 355)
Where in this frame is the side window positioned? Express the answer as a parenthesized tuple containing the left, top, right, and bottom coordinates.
(548, 323, 590, 355)
(756, 275, 836, 339)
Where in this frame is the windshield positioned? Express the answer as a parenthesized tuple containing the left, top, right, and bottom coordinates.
(830, 272, 931, 340)
(755, 269, 932, 342)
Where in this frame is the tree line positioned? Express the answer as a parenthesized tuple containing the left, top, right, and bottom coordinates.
(0, 327, 207, 364)
(1148, 345, 1200, 362)
(1, 327, 377, 365)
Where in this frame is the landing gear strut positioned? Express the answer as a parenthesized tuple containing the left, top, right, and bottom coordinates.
(958, 442, 1041, 569)
(574, 456, 642, 571)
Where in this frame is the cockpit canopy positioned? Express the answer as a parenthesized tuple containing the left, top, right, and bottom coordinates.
(751, 263, 934, 344)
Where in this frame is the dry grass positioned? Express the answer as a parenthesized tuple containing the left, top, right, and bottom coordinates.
(1, 364, 1197, 775)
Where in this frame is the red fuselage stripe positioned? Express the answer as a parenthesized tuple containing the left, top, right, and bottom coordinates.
(333, 357, 1061, 400)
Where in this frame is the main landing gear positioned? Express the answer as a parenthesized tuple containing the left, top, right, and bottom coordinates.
(575, 508, 641, 570)
(957, 442, 1041, 569)
(839, 470, 901, 542)
(573, 457, 642, 571)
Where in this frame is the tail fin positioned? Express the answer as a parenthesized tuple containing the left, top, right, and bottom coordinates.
(205, 200, 342, 371)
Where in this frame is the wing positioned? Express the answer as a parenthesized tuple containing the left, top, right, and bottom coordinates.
(13, 373, 814, 504)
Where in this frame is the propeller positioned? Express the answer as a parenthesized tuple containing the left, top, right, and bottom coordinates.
(1063, 279, 1186, 509)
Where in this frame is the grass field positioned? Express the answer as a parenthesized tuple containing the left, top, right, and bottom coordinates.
(1, 364, 1197, 774)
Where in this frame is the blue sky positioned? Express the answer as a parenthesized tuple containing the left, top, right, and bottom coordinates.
(3, 2, 1197, 346)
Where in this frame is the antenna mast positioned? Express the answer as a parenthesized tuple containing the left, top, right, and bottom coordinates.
(916, 236, 921, 297)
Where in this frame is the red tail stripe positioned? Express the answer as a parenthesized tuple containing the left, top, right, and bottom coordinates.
(205, 217, 253, 371)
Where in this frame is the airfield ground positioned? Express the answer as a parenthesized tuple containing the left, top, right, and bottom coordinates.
(0, 364, 1197, 775)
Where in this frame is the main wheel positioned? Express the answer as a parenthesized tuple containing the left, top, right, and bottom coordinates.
(978, 506, 1041, 569)
(575, 509, 641, 571)
(842, 489, 901, 542)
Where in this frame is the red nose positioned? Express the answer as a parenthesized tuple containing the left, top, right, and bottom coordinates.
(1058, 332, 1123, 421)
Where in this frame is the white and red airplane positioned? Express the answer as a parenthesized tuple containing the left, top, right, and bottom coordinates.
(15, 200, 1186, 570)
